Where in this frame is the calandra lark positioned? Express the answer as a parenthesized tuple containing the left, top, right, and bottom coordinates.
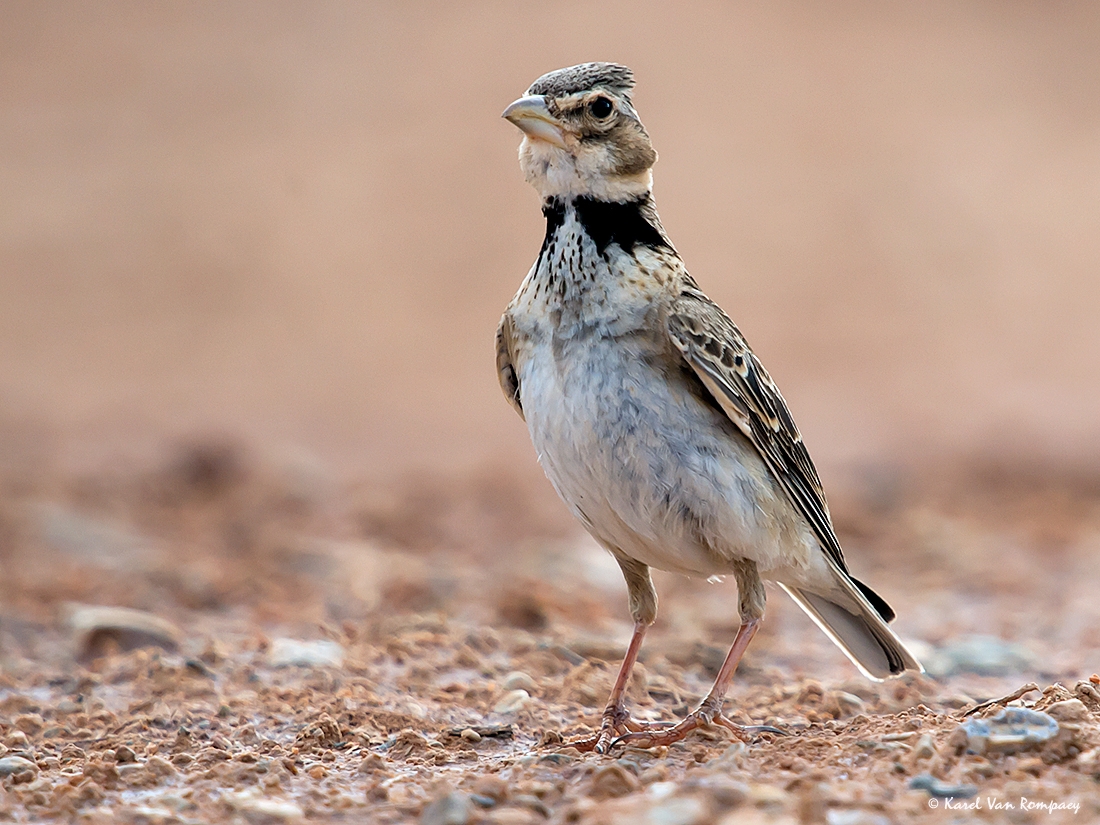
(497, 63, 921, 753)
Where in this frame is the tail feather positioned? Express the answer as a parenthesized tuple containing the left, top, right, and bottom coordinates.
(850, 576, 895, 623)
(780, 582, 922, 680)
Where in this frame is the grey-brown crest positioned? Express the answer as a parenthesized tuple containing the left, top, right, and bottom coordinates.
(526, 62, 635, 101)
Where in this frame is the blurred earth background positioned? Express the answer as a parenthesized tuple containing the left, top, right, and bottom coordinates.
(1, 2, 1099, 823)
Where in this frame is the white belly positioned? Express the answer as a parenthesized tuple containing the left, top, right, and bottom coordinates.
(518, 333, 822, 580)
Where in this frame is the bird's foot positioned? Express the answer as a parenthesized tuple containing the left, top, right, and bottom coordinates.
(609, 707, 785, 751)
(566, 706, 672, 754)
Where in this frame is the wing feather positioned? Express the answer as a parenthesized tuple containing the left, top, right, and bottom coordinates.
(667, 279, 848, 573)
(496, 313, 524, 420)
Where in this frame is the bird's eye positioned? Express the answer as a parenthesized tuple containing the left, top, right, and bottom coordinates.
(587, 96, 613, 119)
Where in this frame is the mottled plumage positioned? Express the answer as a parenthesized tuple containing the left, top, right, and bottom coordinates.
(498, 62, 920, 753)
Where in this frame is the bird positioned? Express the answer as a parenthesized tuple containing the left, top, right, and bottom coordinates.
(496, 62, 921, 754)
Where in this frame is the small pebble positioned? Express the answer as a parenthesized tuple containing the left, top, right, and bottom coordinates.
(955, 707, 1059, 755)
(472, 774, 508, 801)
(537, 752, 573, 766)
(235, 724, 261, 746)
(118, 763, 150, 785)
(881, 732, 914, 742)
(647, 781, 678, 799)
(833, 691, 866, 716)
(493, 689, 531, 714)
(589, 763, 639, 800)
(115, 745, 137, 764)
(358, 753, 387, 774)
(420, 791, 472, 825)
(267, 638, 345, 668)
(1046, 698, 1089, 723)
(912, 734, 936, 761)
(909, 773, 978, 799)
(67, 604, 181, 660)
(460, 728, 482, 743)
(501, 671, 537, 692)
(0, 756, 37, 777)
(703, 778, 749, 808)
(14, 714, 44, 735)
(145, 756, 176, 778)
(229, 794, 304, 822)
(307, 764, 327, 780)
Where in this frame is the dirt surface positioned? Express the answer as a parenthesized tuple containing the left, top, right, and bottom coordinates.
(2, 450, 1100, 823)
(3, 2, 1100, 823)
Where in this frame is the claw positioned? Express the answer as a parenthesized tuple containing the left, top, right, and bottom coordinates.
(609, 711, 785, 751)
(563, 713, 672, 753)
(742, 724, 787, 736)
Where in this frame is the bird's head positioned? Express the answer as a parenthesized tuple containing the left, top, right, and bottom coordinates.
(503, 62, 657, 202)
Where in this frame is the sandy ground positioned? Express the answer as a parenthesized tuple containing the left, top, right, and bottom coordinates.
(2, 2, 1100, 823)
(2, 449, 1100, 823)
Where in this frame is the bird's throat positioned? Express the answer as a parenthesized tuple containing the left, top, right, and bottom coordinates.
(526, 195, 675, 336)
(540, 195, 670, 260)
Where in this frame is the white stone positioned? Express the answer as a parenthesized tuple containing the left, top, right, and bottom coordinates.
(493, 689, 531, 714)
(267, 638, 345, 668)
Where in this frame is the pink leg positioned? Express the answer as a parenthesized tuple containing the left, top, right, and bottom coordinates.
(611, 618, 782, 750)
(568, 622, 670, 753)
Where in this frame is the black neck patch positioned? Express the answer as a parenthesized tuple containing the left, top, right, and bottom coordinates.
(573, 196, 670, 255)
(542, 195, 670, 257)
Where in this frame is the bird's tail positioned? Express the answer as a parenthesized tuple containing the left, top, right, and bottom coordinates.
(780, 577, 923, 680)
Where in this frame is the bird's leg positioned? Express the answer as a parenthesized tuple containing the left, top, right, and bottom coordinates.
(612, 618, 765, 749)
(612, 560, 783, 750)
(567, 556, 665, 754)
(566, 621, 652, 753)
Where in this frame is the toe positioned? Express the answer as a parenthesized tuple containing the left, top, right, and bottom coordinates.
(565, 733, 601, 752)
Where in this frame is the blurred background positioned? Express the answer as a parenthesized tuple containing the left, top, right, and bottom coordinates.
(3, 1, 1098, 487)
(2, 4, 1100, 818)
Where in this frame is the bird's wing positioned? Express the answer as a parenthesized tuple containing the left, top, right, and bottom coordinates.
(666, 278, 848, 573)
(495, 312, 524, 420)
